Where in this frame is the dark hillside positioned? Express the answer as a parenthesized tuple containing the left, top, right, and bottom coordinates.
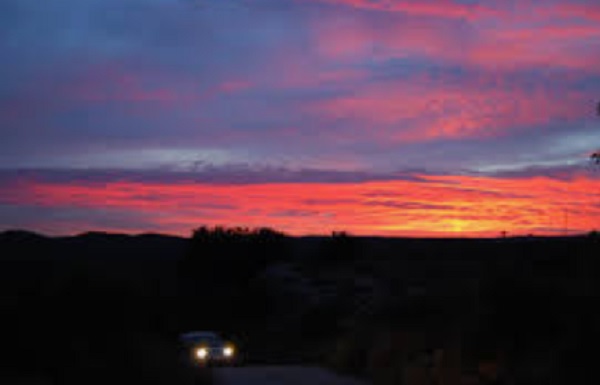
(1, 230, 205, 384)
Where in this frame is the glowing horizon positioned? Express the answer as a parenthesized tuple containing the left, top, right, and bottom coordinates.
(2, 171, 598, 237)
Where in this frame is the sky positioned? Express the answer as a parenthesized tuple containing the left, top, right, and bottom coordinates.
(1, 0, 599, 237)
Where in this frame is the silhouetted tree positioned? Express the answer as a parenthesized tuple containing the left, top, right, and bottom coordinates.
(593, 101, 600, 165)
(176, 226, 288, 331)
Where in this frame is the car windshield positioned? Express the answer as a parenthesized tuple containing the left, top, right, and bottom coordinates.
(181, 332, 222, 345)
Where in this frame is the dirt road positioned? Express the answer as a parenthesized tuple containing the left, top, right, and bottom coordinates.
(214, 366, 370, 385)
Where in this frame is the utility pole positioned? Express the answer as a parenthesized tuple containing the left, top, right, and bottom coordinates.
(594, 101, 600, 166)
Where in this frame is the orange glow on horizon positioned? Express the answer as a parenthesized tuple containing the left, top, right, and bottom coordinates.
(1, 174, 598, 237)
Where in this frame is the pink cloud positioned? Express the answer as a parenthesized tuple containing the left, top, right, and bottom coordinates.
(309, 1, 600, 72)
(311, 14, 463, 61)
(539, 3, 600, 23)
(468, 22, 600, 71)
(316, 0, 600, 25)
(259, 44, 372, 90)
(310, 74, 589, 142)
(317, 0, 500, 20)
(217, 80, 254, 93)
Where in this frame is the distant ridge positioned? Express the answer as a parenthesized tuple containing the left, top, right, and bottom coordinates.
(0, 229, 186, 241)
(0, 229, 47, 240)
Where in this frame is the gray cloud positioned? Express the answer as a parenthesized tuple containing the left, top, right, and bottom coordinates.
(0, 166, 430, 186)
(480, 163, 600, 181)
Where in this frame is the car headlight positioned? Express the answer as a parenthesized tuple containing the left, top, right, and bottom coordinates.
(196, 347, 208, 359)
(223, 346, 235, 357)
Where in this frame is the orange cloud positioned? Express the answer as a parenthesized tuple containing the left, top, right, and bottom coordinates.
(2, 174, 598, 237)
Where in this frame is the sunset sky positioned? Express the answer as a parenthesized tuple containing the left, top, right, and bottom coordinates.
(1, 0, 599, 237)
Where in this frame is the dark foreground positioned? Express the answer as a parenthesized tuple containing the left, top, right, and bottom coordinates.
(2, 229, 599, 384)
(214, 366, 370, 385)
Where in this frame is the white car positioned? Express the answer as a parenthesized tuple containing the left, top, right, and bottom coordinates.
(179, 331, 239, 366)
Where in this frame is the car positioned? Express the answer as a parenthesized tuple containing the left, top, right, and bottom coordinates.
(178, 331, 240, 367)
